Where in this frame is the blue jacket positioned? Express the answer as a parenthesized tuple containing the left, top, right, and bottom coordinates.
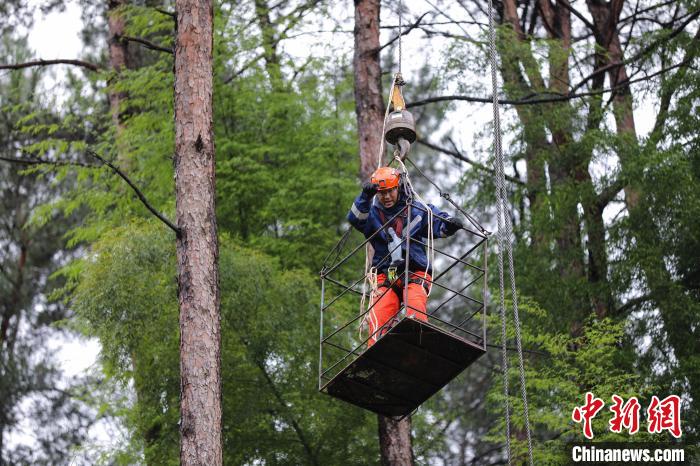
(347, 189, 457, 275)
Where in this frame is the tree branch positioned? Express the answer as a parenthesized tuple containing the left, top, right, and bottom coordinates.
(0, 155, 98, 168)
(571, 8, 700, 93)
(377, 12, 430, 52)
(651, 27, 700, 140)
(223, 51, 266, 83)
(120, 35, 173, 54)
(485, 342, 548, 357)
(154, 7, 176, 19)
(235, 331, 319, 466)
(2, 152, 180, 235)
(417, 139, 526, 186)
(86, 150, 180, 236)
(557, 0, 597, 33)
(408, 56, 695, 108)
(595, 177, 626, 210)
(615, 294, 653, 315)
(0, 59, 100, 72)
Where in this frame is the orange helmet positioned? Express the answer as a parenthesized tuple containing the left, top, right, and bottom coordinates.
(370, 167, 401, 191)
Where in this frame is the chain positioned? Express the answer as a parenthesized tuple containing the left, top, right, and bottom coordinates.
(486, 0, 534, 462)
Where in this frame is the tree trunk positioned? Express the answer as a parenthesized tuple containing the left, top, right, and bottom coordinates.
(354, 1, 414, 463)
(173, 1, 222, 465)
(107, 0, 129, 135)
(586, 0, 639, 207)
(586, 0, 700, 415)
(354, 0, 385, 182)
(378, 415, 414, 466)
(254, 0, 283, 87)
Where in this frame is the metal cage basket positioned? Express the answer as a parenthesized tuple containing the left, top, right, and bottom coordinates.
(319, 199, 488, 417)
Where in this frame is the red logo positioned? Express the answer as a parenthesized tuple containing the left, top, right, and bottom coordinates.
(647, 395, 682, 438)
(609, 395, 640, 434)
(573, 393, 682, 439)
(572, 392, 605, 439)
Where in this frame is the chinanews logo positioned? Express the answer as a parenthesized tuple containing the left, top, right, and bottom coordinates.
(566, 392, 690, 465)
(571, 392, 682, 439)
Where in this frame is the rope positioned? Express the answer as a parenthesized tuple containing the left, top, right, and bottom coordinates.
(486, 0, 534, 463)
(359, 256, 378, 341)
(404, 156, 489, 236)
(364, 2, 407, 332)
(377, 78, 397, 170)
(394, 154, 435, 295)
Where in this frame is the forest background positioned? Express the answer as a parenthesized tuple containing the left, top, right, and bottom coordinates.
(0, 0, 698, 464)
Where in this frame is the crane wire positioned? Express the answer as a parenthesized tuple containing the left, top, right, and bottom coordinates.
(398, 0, 402, 75)
(376, 0, 403, 169)
(485, 0, 534, 463)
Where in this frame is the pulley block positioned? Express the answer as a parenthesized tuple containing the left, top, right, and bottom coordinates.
(384, 73, 417, 145)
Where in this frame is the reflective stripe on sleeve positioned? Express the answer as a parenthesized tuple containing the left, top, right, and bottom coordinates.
(351, 203, 369, 220)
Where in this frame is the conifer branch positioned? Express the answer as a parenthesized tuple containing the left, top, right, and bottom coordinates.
(120, 35, 173, 54)
(417, 139, 526, 186)
(154, 7, 176, 19)
(485, 343, 548, 356)
(86, 150, 180, 236)
(224, 52, 266, 83)
(408, 57, 695, 108)
(377, 12, 430, 52)
(236, 333, 319, 465)
(595, 177, 627, 210)
(0, 155, 99, 168)
(2, 152, 180, 235)
(615, 294, 653, 315)
(0, 59, 100, 72)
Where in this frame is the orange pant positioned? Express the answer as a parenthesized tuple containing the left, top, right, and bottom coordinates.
(367, 271, 431, 346)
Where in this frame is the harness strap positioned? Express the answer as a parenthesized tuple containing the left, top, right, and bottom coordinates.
(377, 274, 430, 300)
(377, 207, 406, 237)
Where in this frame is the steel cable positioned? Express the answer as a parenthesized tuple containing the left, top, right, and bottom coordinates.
(485, 0, 534, 463)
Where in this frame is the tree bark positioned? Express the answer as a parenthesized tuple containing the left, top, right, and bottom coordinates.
(354, 1, 414, 463)
(107, 0, 130, 134)
(354, 0, 385, 182)
(173, 1, 222, 465)
(586, 0, 639, 207)
(378, 415, 414, 466)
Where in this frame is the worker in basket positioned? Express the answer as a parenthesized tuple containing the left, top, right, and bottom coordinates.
(347, 166, 463, 346)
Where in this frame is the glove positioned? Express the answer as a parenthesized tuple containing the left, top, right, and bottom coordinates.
(444, 217, 464, 235)
(387, 227, 405, 279)
(387, 227, 404, 264)
(362, 182, 379, 197)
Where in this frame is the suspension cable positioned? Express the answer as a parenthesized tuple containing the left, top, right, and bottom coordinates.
(377, 0, 404, 169)
(398, 0, 403, 75)
(486, 0, 534, 462)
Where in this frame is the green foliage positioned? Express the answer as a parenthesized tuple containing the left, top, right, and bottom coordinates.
(214, 63, 358, 270)
(0, 34, 96, 465)
(7, 0, 700, 463)
(485, 302, 658, 464)
(67, 221, 378, 464)
(33, 2, 375, 461)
